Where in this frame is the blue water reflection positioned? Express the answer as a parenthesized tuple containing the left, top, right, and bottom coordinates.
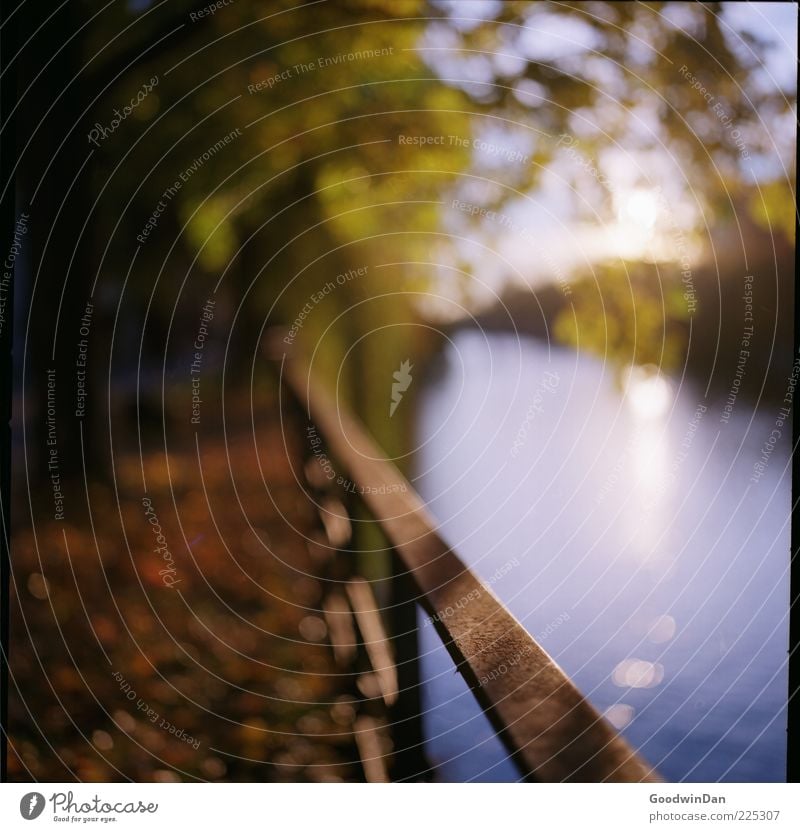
(414, 330, 788, 782)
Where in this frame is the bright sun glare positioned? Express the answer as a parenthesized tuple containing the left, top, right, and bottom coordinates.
(617, 188, 661, 231)
(624, 364, 672, 420)
(607, 187, 665, 259)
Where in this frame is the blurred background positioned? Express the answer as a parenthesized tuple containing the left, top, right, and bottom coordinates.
(2, 0, 796, 782)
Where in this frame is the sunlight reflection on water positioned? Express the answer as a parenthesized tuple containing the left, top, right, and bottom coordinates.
(414, 331, 788, 782)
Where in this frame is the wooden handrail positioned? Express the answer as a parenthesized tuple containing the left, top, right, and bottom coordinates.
(274, 343, 659, 783)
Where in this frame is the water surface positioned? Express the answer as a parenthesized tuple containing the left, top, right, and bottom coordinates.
(414, 330, 789, 782)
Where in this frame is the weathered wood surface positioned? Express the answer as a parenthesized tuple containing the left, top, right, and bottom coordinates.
(321, 591, 357, 668)
(346, 578, 399, 707)
(276, 345, 658, 783)
(353, 715, 391, 783)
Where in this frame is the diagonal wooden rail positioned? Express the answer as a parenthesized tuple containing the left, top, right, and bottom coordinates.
(274, 343, 658, 783)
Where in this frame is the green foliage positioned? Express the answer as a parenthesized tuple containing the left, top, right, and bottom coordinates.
(553, 263, 690, 372)
(750, 178, 797, 242)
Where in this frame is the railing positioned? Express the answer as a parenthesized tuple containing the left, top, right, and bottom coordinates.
(272, 340, 659, 783)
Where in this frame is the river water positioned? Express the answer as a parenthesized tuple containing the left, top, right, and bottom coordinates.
(414, 330, 789, 782)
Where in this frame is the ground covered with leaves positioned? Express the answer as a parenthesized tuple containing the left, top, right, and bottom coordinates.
(8, 394, 362, 782)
